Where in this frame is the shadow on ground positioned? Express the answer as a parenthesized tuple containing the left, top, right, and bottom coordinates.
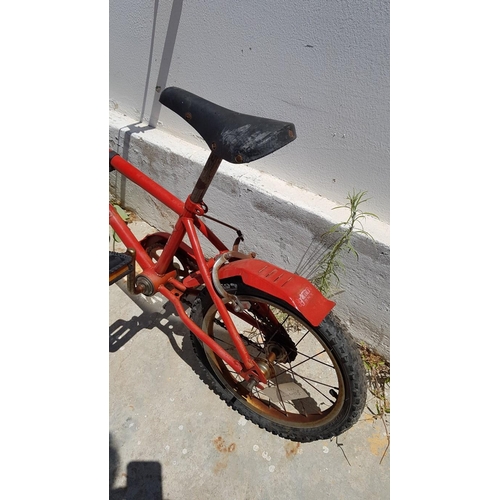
(110, 433, 169, 500)
(109, 280, 196, 362)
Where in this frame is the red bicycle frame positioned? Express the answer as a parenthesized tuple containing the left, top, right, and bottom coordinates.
(109, 151, 335, 387)
(109, 152, 271, 384)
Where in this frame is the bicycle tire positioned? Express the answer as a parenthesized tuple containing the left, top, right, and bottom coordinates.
(189, 279, 367, 442)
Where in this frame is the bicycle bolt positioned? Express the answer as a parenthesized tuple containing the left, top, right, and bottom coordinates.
(247, 379, 257, 391)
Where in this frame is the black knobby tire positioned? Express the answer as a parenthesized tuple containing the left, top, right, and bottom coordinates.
(189, 280, 367, 443)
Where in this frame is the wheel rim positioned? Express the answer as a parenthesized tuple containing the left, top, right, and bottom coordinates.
(201, 296, 346, 428)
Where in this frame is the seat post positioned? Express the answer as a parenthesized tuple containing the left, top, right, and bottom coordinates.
(190, 151, 223, 204)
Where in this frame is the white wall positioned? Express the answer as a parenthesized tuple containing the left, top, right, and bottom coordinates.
(109, 0, 390, 358)
(110, 0, 390, 223)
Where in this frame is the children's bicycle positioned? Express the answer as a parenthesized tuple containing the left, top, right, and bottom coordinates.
(109, 87, 367, 443)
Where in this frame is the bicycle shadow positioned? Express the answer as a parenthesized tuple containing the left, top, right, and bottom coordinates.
(109, 279, 198, 371)
(110, 433, 170, 500)
(109, 279, 230, 396)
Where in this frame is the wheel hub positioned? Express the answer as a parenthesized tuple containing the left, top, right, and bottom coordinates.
(265, 342, 288, 363)
(254, 356, 275, 380)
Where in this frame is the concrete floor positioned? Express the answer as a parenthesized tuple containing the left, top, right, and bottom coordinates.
(109, 221, 389, 500)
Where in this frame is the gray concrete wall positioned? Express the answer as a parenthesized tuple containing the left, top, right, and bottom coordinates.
(109, 112, 389, 359)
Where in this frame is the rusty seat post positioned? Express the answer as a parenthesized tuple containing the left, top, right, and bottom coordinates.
(189, 151, 223, 204)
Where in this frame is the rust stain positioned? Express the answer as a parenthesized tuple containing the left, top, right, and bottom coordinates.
(213, 459, 228, 473)
(214, 436, 224, 452)
(213, 436, 236, 453)
(285, 442, 301, 458)
(213, 437, 236, 474)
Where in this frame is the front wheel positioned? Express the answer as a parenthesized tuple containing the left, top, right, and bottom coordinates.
(189, 280, 367, 442)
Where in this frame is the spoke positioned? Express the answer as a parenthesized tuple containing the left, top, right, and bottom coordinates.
(289, 373, 338, 390)
(214, 317, 225, 328)
(205, 297, 342, 423)
(273, 380, 289, 415)
(275, 373, 336, 410)
(263, 372, 333, 416)
(286, 372, 338, 403)
(277, 361, 307, 416)
(294, 330, 309, 348)
(212, 334, 236, 350)
(298, 399, 308, 416)
(243, 307, 282, 346)
(277, 312, 291, 327)
(212, 315, 266, 355)
(272, 351, 338, 404)
(252, 384, 291, 418)
(284, 348, 333, 372)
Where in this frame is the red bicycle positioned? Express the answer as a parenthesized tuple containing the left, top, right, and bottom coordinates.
(109, 87, 367, 443)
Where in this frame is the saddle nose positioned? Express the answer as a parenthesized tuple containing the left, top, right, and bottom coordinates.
(160, 87, 296, 164)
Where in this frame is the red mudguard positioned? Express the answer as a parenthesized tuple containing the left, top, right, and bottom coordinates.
(218, 258, 335, 327)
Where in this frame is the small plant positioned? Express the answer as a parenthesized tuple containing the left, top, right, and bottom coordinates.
(359, 342, 390, 416)
(296, 190, 378, 298)
(359, 342, 390, 463)
(314, 190, 378, 296)
(110, 203, 130, 250)
(297, 191, 389, 461)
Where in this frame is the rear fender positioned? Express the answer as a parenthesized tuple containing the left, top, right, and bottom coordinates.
(218, 258, 335, 327)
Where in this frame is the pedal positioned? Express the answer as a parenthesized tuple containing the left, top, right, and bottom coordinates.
(109, 251, 134, 285)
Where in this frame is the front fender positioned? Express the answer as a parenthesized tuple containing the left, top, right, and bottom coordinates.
(218, 258, 335, 327)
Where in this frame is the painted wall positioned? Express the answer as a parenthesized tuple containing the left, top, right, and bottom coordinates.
(109, 0, 390, 357)
(110, 0, 390, 223)
(109, 115, 390, 358)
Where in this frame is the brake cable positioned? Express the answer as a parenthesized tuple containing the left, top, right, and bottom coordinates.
(201, 213, 245, 248)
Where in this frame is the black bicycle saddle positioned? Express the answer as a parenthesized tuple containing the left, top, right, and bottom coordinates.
(160, 87, 296, 164)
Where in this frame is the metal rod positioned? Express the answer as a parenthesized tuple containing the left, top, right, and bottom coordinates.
(157, 285, 243, 374)
(126, 248, 136, 293)
(110, 153, 185, 215)
(183, 217, 258, 372)
(190, 152, 222, 203)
